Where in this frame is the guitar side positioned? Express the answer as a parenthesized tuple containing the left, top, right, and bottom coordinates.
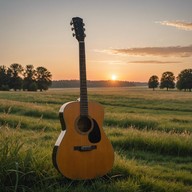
(52, 101, 114, 180)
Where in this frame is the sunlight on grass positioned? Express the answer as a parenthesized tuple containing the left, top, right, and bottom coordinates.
(0, 87, 192, 191)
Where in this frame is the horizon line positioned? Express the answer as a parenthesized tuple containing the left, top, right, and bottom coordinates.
(52, 79, 148, 83)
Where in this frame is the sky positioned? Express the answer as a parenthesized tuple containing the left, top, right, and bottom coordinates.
(0, 0, 192, 82)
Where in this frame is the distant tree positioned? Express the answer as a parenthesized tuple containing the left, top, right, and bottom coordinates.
(0, 65, 10, 90)
(160, 71, 175, 91)
(148, 75, 159, 91)
(0, 66, 7, 85)
(23, 65, 37, 91)
(28, 82, 38, 91)
(36, 67, 52, 91)
(176, 69, 192, 92)
(8, 63, 23, 91)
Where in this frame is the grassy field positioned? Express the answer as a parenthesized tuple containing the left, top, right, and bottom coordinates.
(0, 87, 192, 192)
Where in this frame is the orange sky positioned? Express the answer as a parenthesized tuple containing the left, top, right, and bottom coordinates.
(0, 0, 192, 82)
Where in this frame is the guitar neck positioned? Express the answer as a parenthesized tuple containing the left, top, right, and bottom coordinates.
(79, 41, 88, 116)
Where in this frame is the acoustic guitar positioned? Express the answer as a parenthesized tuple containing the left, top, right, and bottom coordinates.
(52, 17, 114, 180)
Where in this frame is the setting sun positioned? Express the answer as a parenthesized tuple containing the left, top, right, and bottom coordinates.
(0, 1, 191, 83)
(111, 74, 117, 81)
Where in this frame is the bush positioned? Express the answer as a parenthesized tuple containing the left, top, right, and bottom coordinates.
(28, 82, 38, 91)
(0, 85, 10, 91)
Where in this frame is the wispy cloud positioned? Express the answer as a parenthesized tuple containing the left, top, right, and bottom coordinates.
(157, 21, 192, 31)
(128, 60, 181, 64)
(109, 45, 192, 57)
(90, 59, 181, 65)
(89, 59, 127, 66)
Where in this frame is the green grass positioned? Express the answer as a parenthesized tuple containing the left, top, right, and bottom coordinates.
(0, 87, 192, 192)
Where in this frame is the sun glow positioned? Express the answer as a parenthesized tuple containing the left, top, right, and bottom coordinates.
(111, 74, 117, 81)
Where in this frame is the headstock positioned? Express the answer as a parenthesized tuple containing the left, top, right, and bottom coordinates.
(70, 17, 86, 42)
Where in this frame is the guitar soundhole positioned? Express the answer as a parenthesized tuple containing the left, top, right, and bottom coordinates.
(76, 116, 93, 134)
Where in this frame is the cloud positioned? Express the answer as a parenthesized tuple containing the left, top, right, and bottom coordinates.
(128, 60, 181, 64)
(89, 59, 127, 66)
(157, 21, 192, 31)
(110, 45, 192, 57)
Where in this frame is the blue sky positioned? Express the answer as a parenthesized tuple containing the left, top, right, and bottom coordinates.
(0, 0, 192, 81)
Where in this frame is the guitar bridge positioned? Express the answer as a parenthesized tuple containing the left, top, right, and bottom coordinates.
(74, 145, 97, 152)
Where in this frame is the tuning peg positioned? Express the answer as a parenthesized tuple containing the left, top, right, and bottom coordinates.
(72, 33, 76, 37)
(71, 27, 74, 31)
(70, 21, 73, 25)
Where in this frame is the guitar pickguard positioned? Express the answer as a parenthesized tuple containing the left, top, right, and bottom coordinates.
(88, 119, 101, 143)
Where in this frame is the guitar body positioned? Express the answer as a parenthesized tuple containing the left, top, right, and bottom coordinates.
(53, 101, 114, 180)
(53, 17, 114, 180)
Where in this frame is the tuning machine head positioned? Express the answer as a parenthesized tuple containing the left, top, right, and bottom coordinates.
(70, 17, 86, 41)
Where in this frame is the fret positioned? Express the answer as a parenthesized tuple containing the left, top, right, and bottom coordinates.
(79, 41, 88, 116)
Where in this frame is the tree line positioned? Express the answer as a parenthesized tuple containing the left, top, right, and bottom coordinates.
(51, 80, 147, 88)
(0, 63, 52, 91)
(148, 69, 192, 91)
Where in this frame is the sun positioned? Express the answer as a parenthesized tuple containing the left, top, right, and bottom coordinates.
(111, 74, 117, 81)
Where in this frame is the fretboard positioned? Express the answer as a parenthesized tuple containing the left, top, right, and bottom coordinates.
(79, 41, 88, 116)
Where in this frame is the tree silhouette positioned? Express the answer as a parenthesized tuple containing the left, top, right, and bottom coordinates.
(23, 65, 37, 91)
(160, 71, 175, 91)
(148, 75, 159, 91)
(36, 67, 52, 91)
(8, 63, 23, 91)
(176, 69, 192, 92)
(0, 65, 10, 90)
(0, 64, 52, 91)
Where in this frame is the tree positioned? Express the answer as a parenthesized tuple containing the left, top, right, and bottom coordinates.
(36, 67, 52, 91)
(23, 65, 37, 91)
(148, 75, 159, 91)
(160, 71, 175, 91)
(8, 63, 23, 91)
(176, 69, 192, 92)
(0, 65, 10, 90)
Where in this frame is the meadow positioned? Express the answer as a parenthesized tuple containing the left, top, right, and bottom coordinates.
(0, 87, 192, 192)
